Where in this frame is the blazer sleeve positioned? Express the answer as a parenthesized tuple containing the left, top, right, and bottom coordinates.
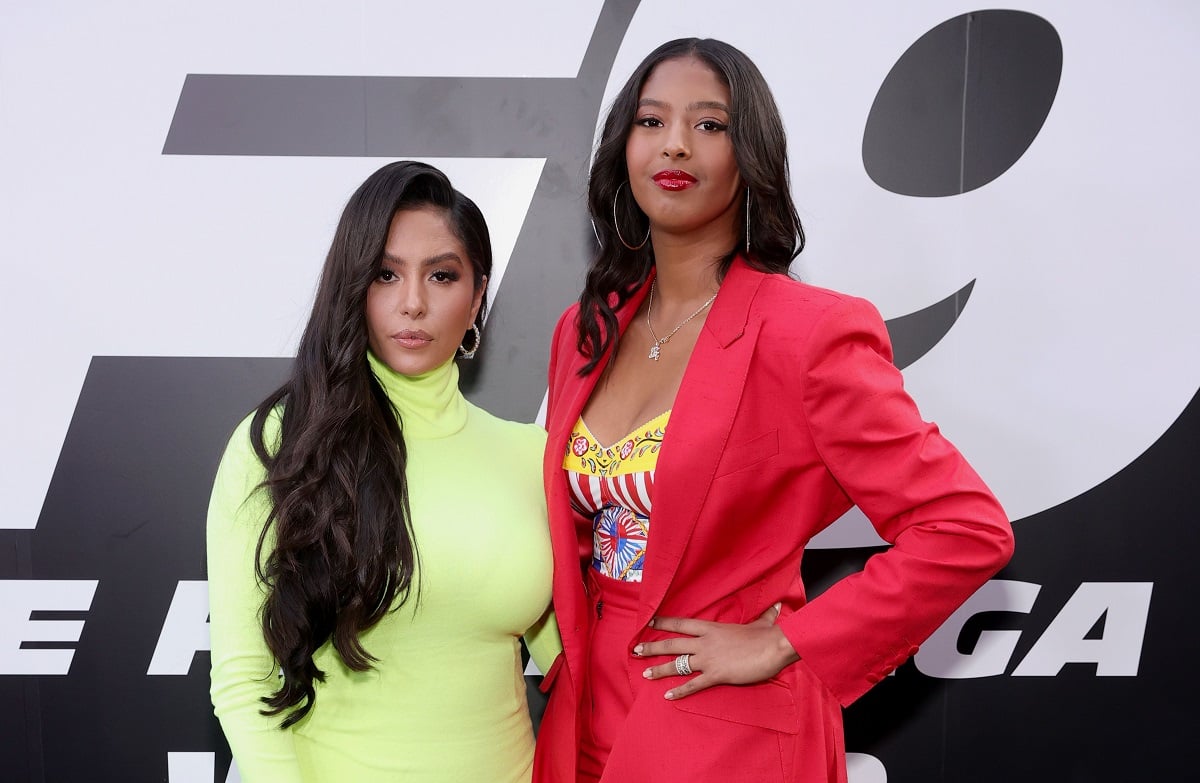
(206, 414, 304, 783)
(776, 295, 1014, 706)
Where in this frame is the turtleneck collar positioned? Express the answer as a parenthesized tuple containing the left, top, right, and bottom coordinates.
(367, 350, 468, 439)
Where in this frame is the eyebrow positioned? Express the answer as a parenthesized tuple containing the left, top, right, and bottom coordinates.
(380, 251, 465, 267)
(637, 98, 731, 113)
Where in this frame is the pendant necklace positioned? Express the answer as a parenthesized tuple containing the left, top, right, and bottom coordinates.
(646, 280, 718, 361)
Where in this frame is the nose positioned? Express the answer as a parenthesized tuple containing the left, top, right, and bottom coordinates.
(397, 280, 426, 318)
(662, 125, 690, 159)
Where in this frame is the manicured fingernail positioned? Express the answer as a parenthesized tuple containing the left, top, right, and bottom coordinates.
(664, 690, 675, 700)
(632, 644, 644, 656)
(642, 668, 652, 678)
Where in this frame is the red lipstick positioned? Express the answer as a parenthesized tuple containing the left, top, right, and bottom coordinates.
(652, 169, 697, 191)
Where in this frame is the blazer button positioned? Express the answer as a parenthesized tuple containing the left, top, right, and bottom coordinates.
(866, 672, 881, 684)
(908, 645, 920, 656)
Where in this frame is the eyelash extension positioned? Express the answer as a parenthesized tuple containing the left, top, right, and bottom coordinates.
(632, 116, 727, 132)
(430, 270, 460, 283)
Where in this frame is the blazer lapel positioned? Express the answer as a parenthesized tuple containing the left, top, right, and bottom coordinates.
(545, 275, 655, 685)
(636, 258, 765, 627)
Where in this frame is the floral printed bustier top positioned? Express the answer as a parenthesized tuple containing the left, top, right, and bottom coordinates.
(562, 411, 668, 583)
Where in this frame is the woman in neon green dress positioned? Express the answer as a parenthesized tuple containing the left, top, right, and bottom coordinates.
(206, 161, 559, 782)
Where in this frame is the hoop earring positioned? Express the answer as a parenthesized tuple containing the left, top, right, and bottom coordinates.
(458, 323, 481, 359)
(613, 182, 650, 250)
(744, 187, 752, 255)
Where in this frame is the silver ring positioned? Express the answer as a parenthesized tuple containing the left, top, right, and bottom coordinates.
(674, 654, 693, 676)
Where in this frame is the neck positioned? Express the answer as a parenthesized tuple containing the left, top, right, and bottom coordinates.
(648, 213, 736, 304)
(650, 256, 721, 305)
(648, 250, 725, 313)
(366, 351, 468, 439)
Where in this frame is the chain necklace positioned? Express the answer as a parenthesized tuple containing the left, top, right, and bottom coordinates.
(646, 280, 718, 361)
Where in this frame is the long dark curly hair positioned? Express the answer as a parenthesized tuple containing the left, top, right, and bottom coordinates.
(248, 160, 492, 727)
(578, 37, 805, 373)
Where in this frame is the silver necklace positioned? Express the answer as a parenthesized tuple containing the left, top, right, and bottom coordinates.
(646, 280, 718, 361)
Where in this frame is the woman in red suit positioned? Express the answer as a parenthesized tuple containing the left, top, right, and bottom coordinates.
(533, 38, 1014, 783)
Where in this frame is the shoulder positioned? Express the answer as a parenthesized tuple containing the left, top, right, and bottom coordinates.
(552, 303, 582, 347)
(464, 403, 547, 453)
(755, 273, 880, 321)
(719, 259, 884, 334)
(208, 406, 282, 520)
(742, 273, 892, 370)
(461, 405, 547, 490)
(223, 407, 282, 461)
(549, 302, 586, 382)
(752, 274, 886, 338)
(555, 301, 583, 326)
(213, 406, 282, 489)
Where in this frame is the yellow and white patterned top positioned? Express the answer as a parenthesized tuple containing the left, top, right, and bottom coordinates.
(563, 411, 669, 582)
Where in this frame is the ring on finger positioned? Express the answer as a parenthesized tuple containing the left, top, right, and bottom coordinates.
(674, 654, 693, 676)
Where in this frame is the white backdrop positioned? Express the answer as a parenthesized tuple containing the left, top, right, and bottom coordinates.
(2, 2, 1198, 781)
(4, 1, 1198, 534)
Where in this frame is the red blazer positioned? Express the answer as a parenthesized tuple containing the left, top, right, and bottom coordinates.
(533, 258, 1013, 783)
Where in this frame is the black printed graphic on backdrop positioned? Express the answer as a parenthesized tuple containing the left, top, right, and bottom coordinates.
(3, 3, 1196, 781)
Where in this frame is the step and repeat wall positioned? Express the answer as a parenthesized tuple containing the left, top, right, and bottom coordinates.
(2, 1, 1197, 780)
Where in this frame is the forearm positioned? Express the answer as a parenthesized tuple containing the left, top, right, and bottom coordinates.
(523, 605, 563, 675)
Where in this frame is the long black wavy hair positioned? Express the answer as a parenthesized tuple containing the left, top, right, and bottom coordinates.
(579, 37, 805, 373)
(248, 161, 492, 727)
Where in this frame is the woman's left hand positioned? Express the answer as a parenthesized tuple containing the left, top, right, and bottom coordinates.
(632, 606, 801, 699)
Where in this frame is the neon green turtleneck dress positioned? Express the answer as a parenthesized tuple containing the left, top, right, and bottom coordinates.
(206, 353, 559, 783)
